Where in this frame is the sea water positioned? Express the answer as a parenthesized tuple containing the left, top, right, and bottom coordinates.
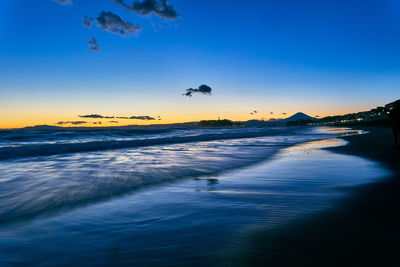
(0, 127, 389, 265)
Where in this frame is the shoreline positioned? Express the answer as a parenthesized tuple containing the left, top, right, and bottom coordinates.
(330, 126, 400, 172)
(230, 126, 400, 266)
(0, 126, 397, 265)
(2, 128, 376, 266)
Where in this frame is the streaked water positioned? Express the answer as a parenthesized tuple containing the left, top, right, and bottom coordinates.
(0, 127, 388, 265)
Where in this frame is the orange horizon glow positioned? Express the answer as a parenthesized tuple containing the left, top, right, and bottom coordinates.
(0, 107, 372, 129)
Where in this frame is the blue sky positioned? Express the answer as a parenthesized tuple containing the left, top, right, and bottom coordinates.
(1, 0, 400, 127)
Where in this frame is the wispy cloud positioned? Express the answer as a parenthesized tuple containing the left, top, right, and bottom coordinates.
(50, 1, 179, 52)
(79, 114, 115, 119)
(52, 0, 72, 5)
(80, 114, 156, 120)
(129, 116, 155, 120)
(96, 11, 142, 36)
(112, 0, 180, 20)
(56, 121, 88, 125)
(117, 116, 156, 120)
(83, 16, 93, 28)
(88, 37, 101, 51)
(183, 84, 212, 97)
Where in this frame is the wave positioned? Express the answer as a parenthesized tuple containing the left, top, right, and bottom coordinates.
(0, 135, 295, 225)
(0, 127, 339, 226)
(0, 128, 176, 142)
(0, 128, 300, 160)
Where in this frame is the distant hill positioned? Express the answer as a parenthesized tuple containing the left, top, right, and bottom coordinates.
(315, 98, 400, 126)
(281, 112, 317, 122)
(242, 120, 269, 127)
(21, 125, 64, 131)
(257, 112, 317, 126)
(198, 119, 242, 127)
(20, 122, 199, 131)
(17, 113, 317, 131)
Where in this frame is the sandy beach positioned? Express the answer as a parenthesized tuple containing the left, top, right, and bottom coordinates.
(232, 126, 400, 266)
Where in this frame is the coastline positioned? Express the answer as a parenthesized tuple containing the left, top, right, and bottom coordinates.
(229, 126, 400, 266)
(0, 126, 397, 265)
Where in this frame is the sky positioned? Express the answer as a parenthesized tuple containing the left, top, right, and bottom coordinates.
(1, 0, 400, 128)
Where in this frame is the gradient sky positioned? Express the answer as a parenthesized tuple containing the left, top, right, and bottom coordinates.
(1, 0, 400, 128)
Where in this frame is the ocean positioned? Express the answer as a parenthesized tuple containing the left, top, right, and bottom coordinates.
(0, 126, 389, 265)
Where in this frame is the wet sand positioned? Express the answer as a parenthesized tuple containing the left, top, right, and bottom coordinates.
(231, 126, 400, 266)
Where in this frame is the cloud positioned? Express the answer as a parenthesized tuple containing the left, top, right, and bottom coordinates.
(80, 114, 155, 120)
(128, 116, 155, 120)
(183, 84, 212, 97)
(52, 0, 72, 5)
(93, 121, 103, 125)
(56, 121, 88, 125)
(109, 121, 120, 123)
(79, 114, 115, 119)
(112, 0, 179, 20)
(96, 11, 142, 36)
(88, 37, 101, 51)
(83, 16, 93, 28)
(117, 116, 156, 120)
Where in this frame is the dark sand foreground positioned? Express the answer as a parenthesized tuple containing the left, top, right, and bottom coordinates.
(232, 127, 400, 266)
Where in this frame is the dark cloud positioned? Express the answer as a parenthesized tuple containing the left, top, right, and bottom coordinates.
(56, 121, 88, 125)
(80, 115, 155, 120)
(183, 84, 212, 97)
(88, 37, 101, 51)
(93, 121, 103, 125)
(52, 0, 72, 5)
(282, 112, 287, 115)
(118, 116, 156, 120)
(79, 114, 115, 119)
(129, 116, 155, 120)
(83, 16, 93, 28)
(96, 11, 142, 36)
(109, 121, 120, 123)
(254, 110, 258, 113)
(112, 0, 180, 20)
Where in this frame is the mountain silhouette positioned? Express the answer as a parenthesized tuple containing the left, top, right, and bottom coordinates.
(281, 112, 317, 122)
